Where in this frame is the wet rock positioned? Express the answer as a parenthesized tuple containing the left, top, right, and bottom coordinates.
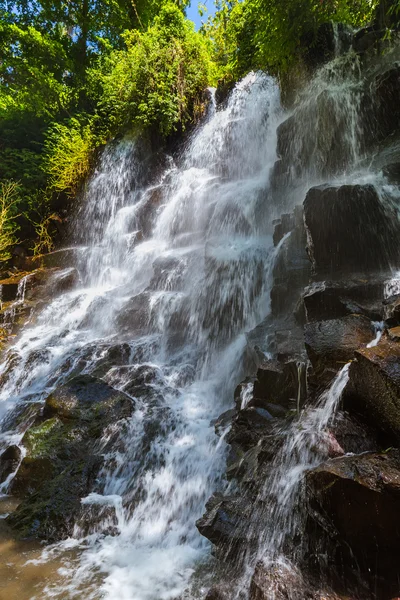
(196, 493, 252, 549)
(115, 292, 151, 335)
(353, 26, 384, 54)
(43, 374, 133, 423)
(302, 22, 353, 69)
(249, 560, 343, 600)
(253, 360, 303, 410)
(372, 64, 400, 144)
(307, 450, 400, 582)
(304, 314, 375, 387)
(303, 184, 400, 276)
(271, 206, 311, 317)
(330, 411, 379, 455)
(344, 337, 400, 443)
(303, 279, 386, 322)
(205, 584, 230, 600)
(227, 405, 275, 452)
(384, 292, 400, 327)
(0, 445, 21, 484)
(148, 255, 184, 291)
(273, 213, 295, 246)
(8, 376, 133, 541)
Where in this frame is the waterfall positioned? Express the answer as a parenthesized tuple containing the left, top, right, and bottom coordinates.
(0, 72, 282, 599)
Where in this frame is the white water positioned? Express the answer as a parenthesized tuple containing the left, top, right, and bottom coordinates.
(0, 73, 282, 599)
(234, 364, 350, 597)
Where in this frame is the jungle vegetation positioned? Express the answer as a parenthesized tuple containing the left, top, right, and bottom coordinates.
(0, 0, 391, 257)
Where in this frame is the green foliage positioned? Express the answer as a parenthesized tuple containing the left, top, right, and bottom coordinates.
(204, 0, 378, 77)
(43, 118, 94, 195)
(94, 3, 217, 136)
(0, 181, 21, 261)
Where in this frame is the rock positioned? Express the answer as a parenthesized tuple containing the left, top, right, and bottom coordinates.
(227, 405, 275, 452)
(303, 279, 387, 322)
(344, 337, 400, 443)
(303, 184, 400, 276)
(384, 292, 400, 327)
(302, 22, 353, 69)
(0, 445, 22, 484)
(8, 376, 133, 541)
(330, 411, 379, 455)
(253, 360, 303, 410)
(205, 584, 230, 600)
(273, 213, 295, 246)
(372, 64, 400, 145)
(304, 314, 375, 387)
(249, 560, 343, 600)
(307, 450, 400, 583)
(196, 493, 252, 549)
(115, 292, 151, 335)
(353, 26, 384, 54)
(389, 326, 400, 341)
(43, 374, 133, 423)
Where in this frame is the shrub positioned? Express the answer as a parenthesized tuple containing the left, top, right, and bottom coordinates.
(0, 181, 21, 261)
(43, 118, 94, 195)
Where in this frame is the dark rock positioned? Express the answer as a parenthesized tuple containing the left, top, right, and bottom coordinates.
(307, 450, 400, 584)
(273, 213, 295, 246)
(249, 560, 343, 600)
(8, 376, 133, 541)
(28, 248, 79, 270)
(303, 184, 400, 276)
(303, 279, 386, 322)
(227, 405, 275, 453)
(372, 64, 400, 145)
(196, 493, 252, 548)
(353, 26, 385, 54)
(344, 337, 400, 443)
(305, 314, 375, 387)
(384, 292, 400, 327)
(213, 408, 237, 436)
(0, 445, 22, 484)
(253, 360, 304, 409)
(330, 411, 379, 455)
(43, 374, 133, 423)
(115, 292, 151, 335)
(302, 22, 353, 69)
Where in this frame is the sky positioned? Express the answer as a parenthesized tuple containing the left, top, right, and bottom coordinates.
(186, 0, 216, 30)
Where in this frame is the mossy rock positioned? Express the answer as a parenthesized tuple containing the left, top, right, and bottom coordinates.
(8, 375, 134, 541)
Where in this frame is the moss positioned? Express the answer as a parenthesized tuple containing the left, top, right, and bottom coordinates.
(22, 417, 74, 458)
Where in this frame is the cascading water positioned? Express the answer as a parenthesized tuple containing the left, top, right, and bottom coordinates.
(232, 364, 351, 598)
(0, 72, 283, 599)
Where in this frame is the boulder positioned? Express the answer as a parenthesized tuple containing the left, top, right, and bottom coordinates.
(8, 375, 133, 541)
(303, 279, 387, 322)
(344, 337, 400, 443)
(307, 450, 400, 584)
(303, 184, 400, 276)
(253, 360, 304, 410)
(384, 292, 400, 327)
(43, 374, 133, 423)
(0, 445, 22, 484)
(227, 405, 275, 452)
(196, 493, 252, 549)
(304, 314, 375, 387)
